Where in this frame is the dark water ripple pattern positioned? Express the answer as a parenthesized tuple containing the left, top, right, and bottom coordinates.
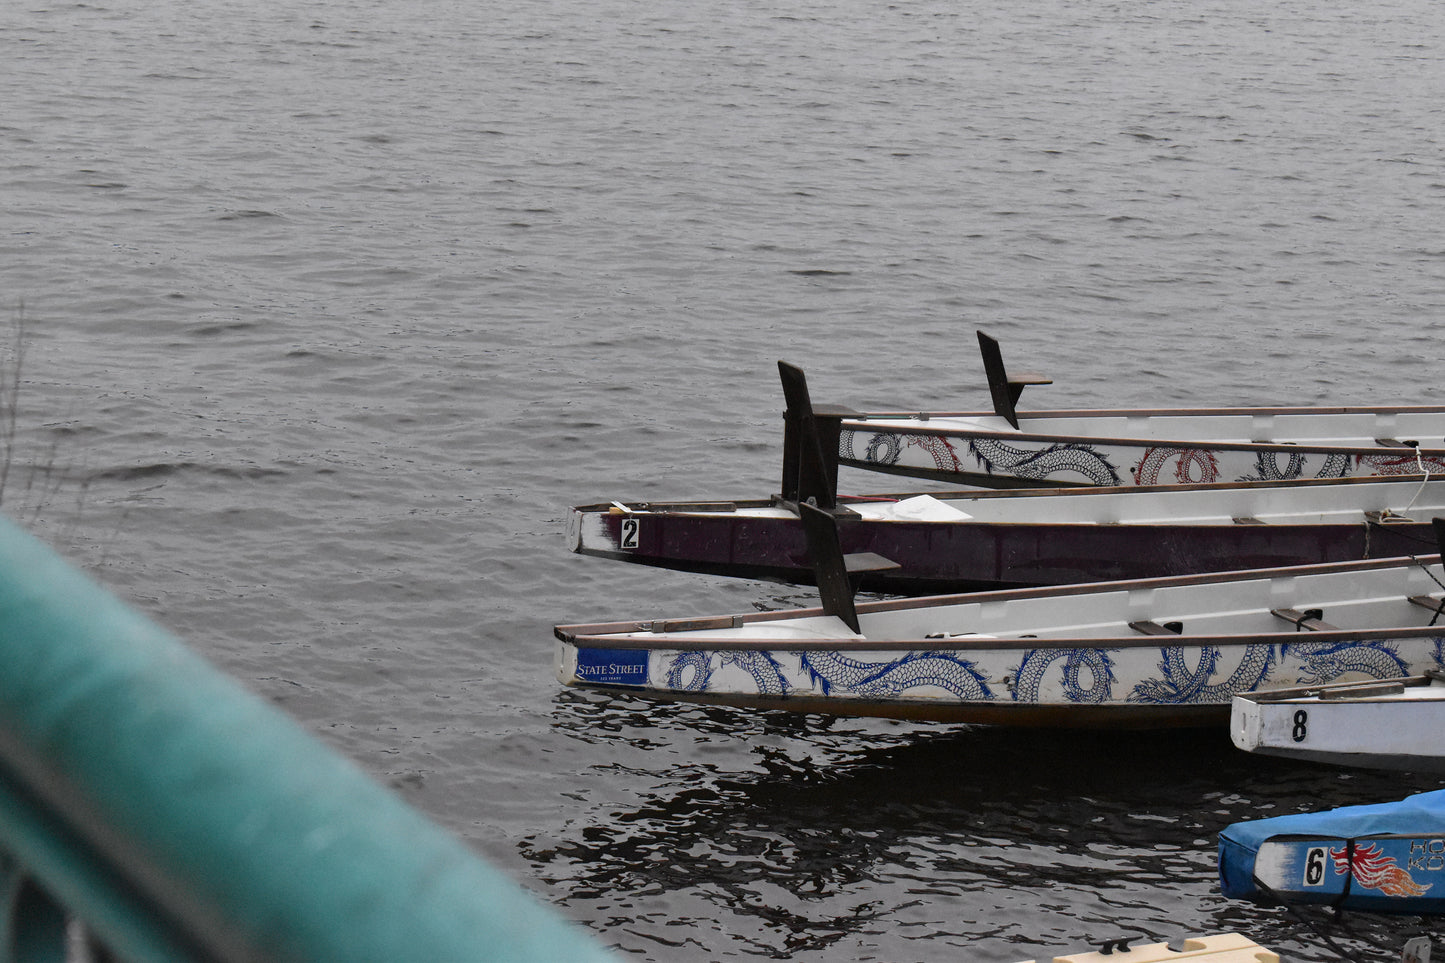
(5, 0, 1445, 959)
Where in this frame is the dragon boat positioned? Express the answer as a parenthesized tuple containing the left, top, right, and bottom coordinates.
(1219, 788, 1445, 915)
(808, 333, 1445, 488)
(571, 474, 1445, 595)
(553, 505, 1445, 726)
(1231, 670, 1445, 772)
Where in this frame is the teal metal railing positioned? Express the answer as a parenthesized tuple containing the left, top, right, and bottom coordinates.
(0, 514, 614, 963)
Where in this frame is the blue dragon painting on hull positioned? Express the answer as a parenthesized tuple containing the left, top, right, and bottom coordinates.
(1129, 640, 1420, 705)
(665, 651, 714, 691)
(1012, 648, 1118, 703)
(1131, 644, 1275, 705)
(1283, 639, 1410, 685)
(664, 649, 992, 701)
(651, 637, 1445, 708)
(799, 651, 992, 700)
(665, 650, 792, 694)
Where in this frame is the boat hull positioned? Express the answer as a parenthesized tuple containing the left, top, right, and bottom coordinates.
(571, 476, 1445, 594)
(556, 631, 1445, 727)
(839, 407, 1445, 487)
(1220, 789, 1445, 914)
(555, 555, 1445, 726)
(570, 498, 1434, 594)
(1231, 676, 1445, 771)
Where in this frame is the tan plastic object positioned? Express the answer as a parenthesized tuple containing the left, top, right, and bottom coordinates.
(1014, 932, 1279, 963)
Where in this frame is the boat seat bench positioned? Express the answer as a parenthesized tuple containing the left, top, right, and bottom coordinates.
(1271, 607, 1337, 631)
(1410, 595, 1445, 626)
(1128, 619, 1183, 636)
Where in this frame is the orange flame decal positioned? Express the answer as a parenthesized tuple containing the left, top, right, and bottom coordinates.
(1332, 844, 1431, 898)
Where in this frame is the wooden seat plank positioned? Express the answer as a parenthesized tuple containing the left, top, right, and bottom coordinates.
(1271, 607, 1338, 631)
(1129, 619, 1183, 636)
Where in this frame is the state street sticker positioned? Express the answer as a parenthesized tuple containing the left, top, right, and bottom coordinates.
(575, 649, 649, 686)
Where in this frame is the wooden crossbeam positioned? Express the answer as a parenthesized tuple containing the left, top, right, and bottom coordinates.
(1271, 607, 1337, 631)
(1128, 619, 1184, 636)
(1410, 595, 1445, 627)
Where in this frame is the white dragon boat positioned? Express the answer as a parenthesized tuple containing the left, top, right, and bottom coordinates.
(1231, 671, 1445, 772)
(553, 506, 1445, 726)
(812, 333, 1445, 488)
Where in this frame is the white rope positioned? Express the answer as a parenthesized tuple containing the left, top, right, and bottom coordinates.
(1403, 442, 1431, 514)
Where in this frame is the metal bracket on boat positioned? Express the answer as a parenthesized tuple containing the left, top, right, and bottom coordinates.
(778, 361, 856, 510)
(798, 502, 899, 634)
(1095, 936, 1136, 955)
(977, 330, 1051, 430)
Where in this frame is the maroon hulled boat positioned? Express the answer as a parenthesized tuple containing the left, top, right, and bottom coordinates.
(568, 475, 1441, 594)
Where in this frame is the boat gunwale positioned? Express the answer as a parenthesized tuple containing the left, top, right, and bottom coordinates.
(557, 624, 1445, 652)
(570, 471, 1440, 516)
(571, 482, 1445, 531)
(1234, 674, 1444, 704)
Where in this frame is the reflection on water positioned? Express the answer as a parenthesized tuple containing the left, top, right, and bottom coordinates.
(537, 691, 1445, 961)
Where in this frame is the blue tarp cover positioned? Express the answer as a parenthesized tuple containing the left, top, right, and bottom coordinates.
(1219, 789, 1445, 914)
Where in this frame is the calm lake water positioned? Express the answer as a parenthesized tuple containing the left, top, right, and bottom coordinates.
(5, 0, 1445, 959)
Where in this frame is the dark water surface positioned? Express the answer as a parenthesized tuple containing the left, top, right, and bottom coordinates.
(6, 0, 1445, 958)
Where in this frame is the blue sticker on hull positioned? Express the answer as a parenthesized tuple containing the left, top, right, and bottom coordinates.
(575, 648, 649, 686)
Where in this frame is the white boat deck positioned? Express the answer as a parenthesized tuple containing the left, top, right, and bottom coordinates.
(584, 560, 1445, 644)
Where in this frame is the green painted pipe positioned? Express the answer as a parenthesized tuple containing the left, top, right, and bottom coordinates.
(0, 767, 208, 961)
(0, 515, 613, 963)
